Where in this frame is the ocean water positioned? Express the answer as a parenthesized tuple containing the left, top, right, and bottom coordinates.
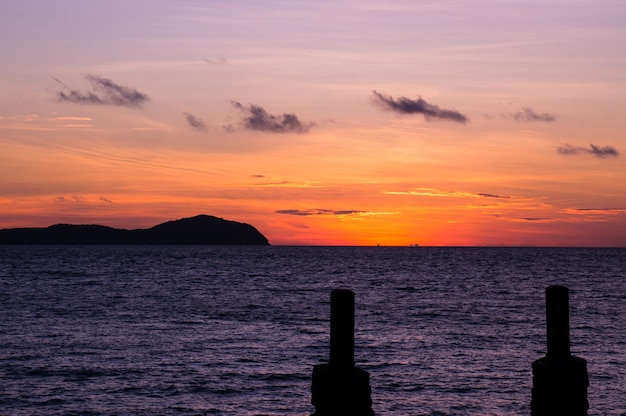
(0, 246, 624, 415)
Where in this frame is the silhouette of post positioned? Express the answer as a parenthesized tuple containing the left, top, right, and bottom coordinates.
(330, 289, 355, 369)
(546, 285, 571, 361)
(531, 285, 589, 415)
(311, 289, 374, 416)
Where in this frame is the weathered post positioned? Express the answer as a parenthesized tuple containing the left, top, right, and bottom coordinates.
(311, 289, 374, 416)
(330, 289, 355, 369)
(531, 285, 589, 415)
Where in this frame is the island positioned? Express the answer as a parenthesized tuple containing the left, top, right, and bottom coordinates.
(0, 214, 270, 245)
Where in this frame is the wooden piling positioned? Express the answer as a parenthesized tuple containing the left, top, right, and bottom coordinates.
(546, 285, 571, 361)
(330, 289, 355, 369)
(311, 289, 374, 416)
(531, 285, 589, 415)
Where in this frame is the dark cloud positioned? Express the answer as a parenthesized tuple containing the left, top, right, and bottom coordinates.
(478, 193, 510, 199)
(100, 197, 113, 204)
(276, 209, 365, 216)
(557, 144, 619, 158)
(514, 107, 557, 122)
(231, 101, 315, 133)
(183, 112, 208, 132)
(54, 75, 149, 108)
(371, 90, 469, 123)
(54, 195, 83, 203)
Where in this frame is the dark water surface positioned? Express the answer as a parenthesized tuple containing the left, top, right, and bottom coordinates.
(1, 246, 624, 415)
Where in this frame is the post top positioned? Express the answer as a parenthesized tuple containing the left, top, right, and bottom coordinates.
(546, 285, 568, 294)
(331, 288, 355, 296)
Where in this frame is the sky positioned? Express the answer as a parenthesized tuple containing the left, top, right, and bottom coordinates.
(1, 0, 625, 246)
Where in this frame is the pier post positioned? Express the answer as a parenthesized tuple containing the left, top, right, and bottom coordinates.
(531, 285, 589, 415)
(330, 289, 355, 369)
(311, 289, 374, 416)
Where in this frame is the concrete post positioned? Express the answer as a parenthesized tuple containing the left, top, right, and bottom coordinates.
(311, 289, 374, 416)
(531, 285, 589, 415)
(330, 289, 355, 369)
(546, 285, 571, 361)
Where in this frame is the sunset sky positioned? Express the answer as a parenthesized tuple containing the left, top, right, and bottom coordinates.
(1, 0, 625, 246)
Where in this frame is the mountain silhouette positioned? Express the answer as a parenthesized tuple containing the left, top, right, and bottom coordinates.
(0, 215, 270, 245)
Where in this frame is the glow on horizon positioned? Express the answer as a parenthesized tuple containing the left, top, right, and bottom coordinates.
(1, 1, 625, 246)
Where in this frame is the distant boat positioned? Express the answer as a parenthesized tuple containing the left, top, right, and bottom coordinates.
(410, 243, 420, 247)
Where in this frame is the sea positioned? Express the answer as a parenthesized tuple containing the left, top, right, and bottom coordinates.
(0, 246, 624, 416)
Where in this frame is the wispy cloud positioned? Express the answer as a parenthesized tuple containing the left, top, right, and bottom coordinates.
(54, 195, 84, 203)
(512, 217, 555, 223)
(556, 207, 626, 223)
(51, 116, 92, 122)
(371, 90, 469, 123)
(510, 207, 626, 224)
(100, 197, 113, 204)
(231, 101, 315, 133)
(384, 188, 511, 199)
(254, 180, 324, 188)
(557, 144, 619, 158)
(276, 209, 395, 217)
(477, 193, 511, 199)
(563, 207, 626, 214)
(203, 56, 227, 65)
(276, 209, 365, 216)
(54, 75, 149, 108)
(249, 175, 325, 188)
(513, 107, 557, 122)
(183, 112, 208, 132)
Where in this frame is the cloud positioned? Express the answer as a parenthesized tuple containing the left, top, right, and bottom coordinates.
(385, 188, 512, 199)
(254, 180, 324, 188)
(276, 209, 397, 219)
(477, 193, 510, 199)
(370, 90, 469, 123)
(559, 207, 626, 222)
(512, 217, 555, 223)
(183, 112, 208, 132)
(100, 197, 113, 204)
(513, 107, 557, 122)
(231, 101, 315, 133)
(51, 116, 92, 122)
(54, 75, 149, 108)
(276, 209, 365, 216)
(557, 144, 619, 158)
(203, 56, 227, 65)
(54, 195, 84, 203)
(565, 207, 626, 214)
(222, 123, 236, 133)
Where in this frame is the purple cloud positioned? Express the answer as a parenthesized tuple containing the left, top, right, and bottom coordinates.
(276, 209, 365, 216)
(231, 101, 315, 133)
(514, 107, 557, 122)
(55, 75, 149, 108)
(184, 112, 208, 132)
(557, 144, 619, 158)
(371, 90, 469, 123)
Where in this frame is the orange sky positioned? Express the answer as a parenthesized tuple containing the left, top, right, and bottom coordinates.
(1, 1, 625, 246)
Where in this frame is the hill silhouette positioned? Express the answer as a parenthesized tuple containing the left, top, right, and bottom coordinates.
(0, 215, 270, 245)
